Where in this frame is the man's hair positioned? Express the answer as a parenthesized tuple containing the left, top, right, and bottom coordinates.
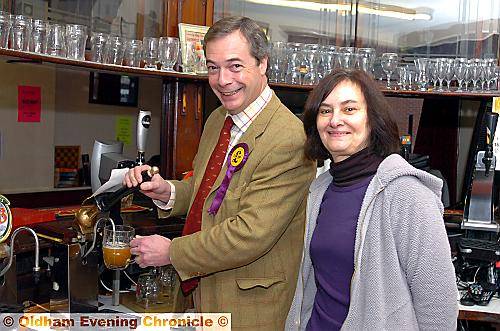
(302, 69, 400, 160)
(203, 16, 269, 64)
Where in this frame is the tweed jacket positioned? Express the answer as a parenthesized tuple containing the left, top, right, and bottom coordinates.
(286, 154, 458, 330)
(160, 92, 316, 330)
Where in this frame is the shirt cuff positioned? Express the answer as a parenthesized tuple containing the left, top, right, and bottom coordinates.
(153, 180, 175, 210)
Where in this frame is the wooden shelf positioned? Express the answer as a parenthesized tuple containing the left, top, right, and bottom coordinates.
(0, 48, 209, 81)
(1, 48, 499, 99)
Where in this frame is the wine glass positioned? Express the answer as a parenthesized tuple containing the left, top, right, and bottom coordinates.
(142, 37, 159, 69)
(454, 58, 468, 92)
(159, 36, 179, 71)
(414, 58, 429, 91)
(381, 53, 399, 89)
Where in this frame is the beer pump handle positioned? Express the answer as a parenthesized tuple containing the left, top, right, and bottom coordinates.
(95, 166, 159, 212)
(136, 109, 151, 166)
(482, 112, 499, 176)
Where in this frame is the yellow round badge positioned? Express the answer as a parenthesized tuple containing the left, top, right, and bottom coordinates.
(230, 147, 245, 167)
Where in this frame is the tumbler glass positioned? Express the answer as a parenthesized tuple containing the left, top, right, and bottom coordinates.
(0, 11, 10, 49)
(29, 19, 47, 53)
(46, 23, 66, 57)
(338, 46, 356, 69)
(180, 41, 196, 73)
(157, 265, 176, 300)
(9, 14, 30, 51)
(90, 32, 108, 63)
(158, 36, 179, 71)
(123, 39, 143, 67)
(142, 36, 159, 69)
(136, 273, 160, 308)
(65, 24, 87, 60)
(104, 35, 125, 65)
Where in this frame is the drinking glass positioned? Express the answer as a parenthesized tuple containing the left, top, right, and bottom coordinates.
(356, 48, 376, 76)
(46, 23, 66, 57)
(268, 41, 287, 82)
(443, 58, 455, 91)
(157, 265, 176, 304)
(194, 41, 207, 74)
(102, 225, 135, 270)
(470, 59, 482, 91)
(90, 32, 108, 63)
(123, 39, 143, 67)
(159, 36, 179, 71)
(483, 58, 496, 91)
(414, 58, 429, 91)
(29, 19, 47, 53)
(397, 66, 407, 90)
(339, 46, 355, 69)
(380, 53, 398, 89)
(9, 14, 30, 51)
(180, 41, 196, 73)
(136, 273, 160, 308)
(285, 42, 304, 85)
(0, 11, 11, 49)
(435, 58, 447, 92)
(454, 58, 468, 92)
(104, 35, 125, 65)
(142, 37, 159, 69)
(303, 44, 321, 85)
(65, 24, 87, 60)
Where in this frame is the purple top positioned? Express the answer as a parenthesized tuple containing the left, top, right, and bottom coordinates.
(306, 175, 373, 331)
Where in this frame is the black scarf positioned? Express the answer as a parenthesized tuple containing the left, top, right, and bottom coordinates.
(329, 148, 384, 187)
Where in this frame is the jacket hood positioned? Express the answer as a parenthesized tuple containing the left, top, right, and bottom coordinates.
(375, 154, 443, 200)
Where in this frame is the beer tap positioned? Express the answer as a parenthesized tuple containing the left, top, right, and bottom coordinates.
(482, 112, 498, 177)
(0, 227, 40, 283)
(136, 109, 151, 166)
(75, 166, 159, 236)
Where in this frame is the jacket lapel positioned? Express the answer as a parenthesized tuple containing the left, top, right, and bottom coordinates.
(207, 92, 282, 198)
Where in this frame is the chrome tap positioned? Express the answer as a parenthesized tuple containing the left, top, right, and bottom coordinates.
(0, 226, 40, 283)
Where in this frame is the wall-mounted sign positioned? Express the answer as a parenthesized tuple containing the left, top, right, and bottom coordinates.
(18, 85, 41, 122)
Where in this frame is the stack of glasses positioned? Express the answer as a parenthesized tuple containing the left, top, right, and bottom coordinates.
(267, 42, 376, 85)
(0, 10, 206, 74)
(392, 56, 499, 92)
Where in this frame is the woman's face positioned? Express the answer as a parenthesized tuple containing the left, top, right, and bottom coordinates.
(316, 80, 370, 163)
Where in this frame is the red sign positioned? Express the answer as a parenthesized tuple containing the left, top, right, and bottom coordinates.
(18, 86, 41, 122)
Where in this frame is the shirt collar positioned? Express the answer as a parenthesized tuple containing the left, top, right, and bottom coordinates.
(227, 85, 272, 131)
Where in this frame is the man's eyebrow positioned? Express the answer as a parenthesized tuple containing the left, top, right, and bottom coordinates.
(206, 57, 242, 65)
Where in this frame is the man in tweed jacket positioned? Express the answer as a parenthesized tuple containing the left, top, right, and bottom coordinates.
(125, 16, 315, 330)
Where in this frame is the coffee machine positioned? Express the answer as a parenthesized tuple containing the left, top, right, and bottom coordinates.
(460, 111, 500, 306)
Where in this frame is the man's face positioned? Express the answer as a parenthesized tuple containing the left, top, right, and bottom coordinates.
(205, 30, 268, 115)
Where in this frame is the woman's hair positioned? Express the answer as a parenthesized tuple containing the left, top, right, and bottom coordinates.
(203, 16, 269, 64)
(302, 69, 400, 160)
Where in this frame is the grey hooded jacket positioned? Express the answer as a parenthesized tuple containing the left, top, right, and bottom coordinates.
(285, 154, 458, 330)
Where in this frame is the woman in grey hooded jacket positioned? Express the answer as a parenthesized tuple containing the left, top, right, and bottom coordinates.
(286, 69, 458, 331)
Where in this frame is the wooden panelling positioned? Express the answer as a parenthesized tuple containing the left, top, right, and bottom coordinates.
(179, 0, 209, 25)
(174, 83, 204, 179)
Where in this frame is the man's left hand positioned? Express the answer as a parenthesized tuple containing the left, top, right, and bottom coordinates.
(130, 235, 172, 268)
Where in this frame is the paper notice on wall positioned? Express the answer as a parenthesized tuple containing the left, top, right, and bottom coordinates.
(492, 97, 500, 170)
(115, 116, 132, 146)
(18, 86, 41, 122)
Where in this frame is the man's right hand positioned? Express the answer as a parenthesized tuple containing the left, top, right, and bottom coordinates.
(123, 165, 171, 203)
